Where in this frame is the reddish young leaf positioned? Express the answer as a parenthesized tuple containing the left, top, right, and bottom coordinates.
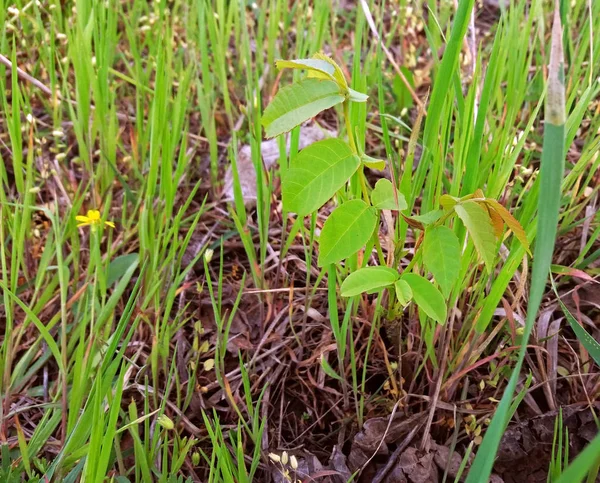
(484, 199, 531, 254)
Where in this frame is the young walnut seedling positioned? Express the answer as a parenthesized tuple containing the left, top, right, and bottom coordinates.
(262, 53, 530, 324)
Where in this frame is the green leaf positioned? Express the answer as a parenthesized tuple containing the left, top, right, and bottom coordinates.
(401, 273, 447, 324)
(555, 295, 600, 367)
(340, 266, 399, 297)
(361, 153, 385, 170)
(371, 179, 408, 211)
(483, 199, 531, 255)
(440, 194, 459, 211)
(282, 139, 360, 216)
(554, 432, 600, 483)
(107, 253, 139, 286)
(454, 201, 497, 273)
(410, 209, 444, 225)
(394, 279, 413, 306)
(423, 226, 461, 298)
(262, 78, 344, 138)
(320, 354, 343, 382)
(392, 68, 415, 110)
(0, 282, 65, 373)
(348, 87, 368, 103)
(318, 200, 378, 266)
(275, 58, 335, 79)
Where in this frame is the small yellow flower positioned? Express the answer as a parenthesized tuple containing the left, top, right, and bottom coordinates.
(76, 209, 115, 229)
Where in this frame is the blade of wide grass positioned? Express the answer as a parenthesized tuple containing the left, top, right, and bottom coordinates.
(414, 0, 475, 212)
(552, 279, 600, 367)
(554, 431, 600, 483)
(466, 3, 566, 480)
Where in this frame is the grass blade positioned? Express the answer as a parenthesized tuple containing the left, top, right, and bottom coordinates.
(466, 2, 566, 480)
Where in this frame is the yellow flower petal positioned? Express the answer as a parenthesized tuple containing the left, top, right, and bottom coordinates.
(77, 222, 90, 227)
(104, 221, 115, 228)
(75, 215, 90, 222)
(86, 210, 101, 221)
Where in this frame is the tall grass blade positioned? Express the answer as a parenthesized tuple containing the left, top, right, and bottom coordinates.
(466, 2, 566, 480)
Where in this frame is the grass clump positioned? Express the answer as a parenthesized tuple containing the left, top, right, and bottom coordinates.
(0, 0, 599, 481)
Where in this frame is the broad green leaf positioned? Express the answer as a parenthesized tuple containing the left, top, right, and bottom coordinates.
(348, 87, 368, 103)
(401, 273, 447, 324)
(318, 200, 377, 266)
(361, 153, 385, 170)
(262, 79, 344, 138)
(410, 209, 444, 225)
(371, 179, 408, 211)
(483, 199, 532, 254)
(394, 279, 413, 306)
(275, 58, 335, 79)
(107, 253, 139, 286)
(340, 266, 399, 297)
(282, 139, 360, 216)
(454, 201, 497, 273)
(423, 226, 461, 298)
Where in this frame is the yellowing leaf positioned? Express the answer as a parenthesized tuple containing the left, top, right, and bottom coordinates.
(340, 266, 399, 297)
(262, 79, 344, 138)
(361, 153, 385, 170)
(275, 58, 336, 79)
(318, 200, 377, 266)
(474, 188, 485, 199)
(440, 194, 459, 211)
(483, 199, 531, 255)
(311, 52, 348, 90)
(203, 359, 215, 371)
(454, 201, 498, 273)
(282, 139, 360, 216)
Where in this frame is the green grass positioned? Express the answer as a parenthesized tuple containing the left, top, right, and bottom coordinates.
(0, 0, 598, 481)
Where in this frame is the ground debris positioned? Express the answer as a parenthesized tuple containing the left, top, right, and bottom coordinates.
(431, 442, 463, 480)
(494, 404, 600, 482)
(222, 122, 336, 206)
(271, 451, 328, 483)
(391, 447, 439, 483)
